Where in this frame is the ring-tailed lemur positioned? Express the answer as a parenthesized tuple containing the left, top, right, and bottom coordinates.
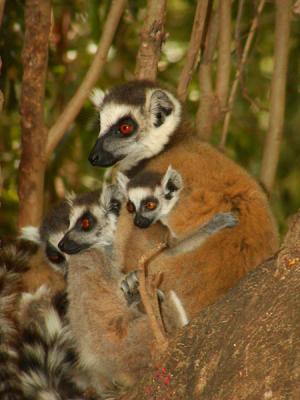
(88, 80, 278, 319)
(56, 184, 188, 398)
(18, 286, 83, 400)
(0, 241, 31, 400)
(117, 165, 238, 255)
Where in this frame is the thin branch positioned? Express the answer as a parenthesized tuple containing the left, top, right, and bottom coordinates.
(0, 0, 5, 27)
(219, 0, 266, 150)
(196, 9, 219, 140)
(135, 0, 167, 81)
(137, 242, 169, 352)
(260, 0, 292, 195)
(215, 0, 232, 111)
(18, 0, 51, 228)
(235, 0, 246, 62)
(177, 0, 210, 102)
(45, 0, 127, 160)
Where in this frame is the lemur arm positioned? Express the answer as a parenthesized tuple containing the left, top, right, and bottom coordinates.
(164, 211, 238, 256)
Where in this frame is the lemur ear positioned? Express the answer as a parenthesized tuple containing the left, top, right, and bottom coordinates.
(116, 172, 130, 196)
(89, 88, 105, 110)
(148, 89, 174, 127)
(19, 226, 41, 243)
(100, 184, 123, 215)
(161, 166, 183, 199)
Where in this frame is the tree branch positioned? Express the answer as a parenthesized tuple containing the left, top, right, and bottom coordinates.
(18, 0, 51, 228)
(45, 0, 127, 160)
(137, 242, 169, 352)
(215, 0, 231, 112)
(177, 0, 210, 102)
(0, 0, 5, 27)
(260, 0, 292, 194)
(135, 0, 167, 81)
(219, 0, 266, 150)
(196, 9, 219, 141)
(124, 210, 300, 400)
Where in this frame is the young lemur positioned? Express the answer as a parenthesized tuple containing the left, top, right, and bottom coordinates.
(88, 80, 279, 319)
(117, 165, 238, 255)
(56, 184, 188, 399)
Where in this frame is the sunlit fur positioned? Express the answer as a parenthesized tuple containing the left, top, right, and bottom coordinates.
(99, 81, 279, 321)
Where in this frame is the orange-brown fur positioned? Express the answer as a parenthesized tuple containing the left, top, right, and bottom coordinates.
(116, 138, 278, 320)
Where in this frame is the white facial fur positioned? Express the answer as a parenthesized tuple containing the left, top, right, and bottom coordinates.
(97, 89, 182, 173)
(117, 166, 183, 225)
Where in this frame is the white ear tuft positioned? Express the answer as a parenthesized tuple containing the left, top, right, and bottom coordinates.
(19, 226, 41, 243)
(161, 165, 183, 194)
(90, 88, 105, 110)
(65, 191, 76, 205)
(100, 183, 123, 212)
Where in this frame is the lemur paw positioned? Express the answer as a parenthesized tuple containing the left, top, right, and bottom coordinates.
(120, 271, 140, 306)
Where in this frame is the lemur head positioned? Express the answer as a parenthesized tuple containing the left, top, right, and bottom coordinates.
(57, 185, 123, 257)
(117, 166, 183, 229)
(22, 186, 122, 275)
(88, 80, 182, 172)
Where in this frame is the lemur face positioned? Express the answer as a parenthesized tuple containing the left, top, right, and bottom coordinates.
(117, 166, 183, 229)
(57, 185, 123, 256)
(88, 80, 182, 172)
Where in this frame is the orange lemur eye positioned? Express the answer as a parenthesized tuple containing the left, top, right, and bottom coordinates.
(49, 254, 59, 262)
(145, 201, 157, 210)
(119, 122, 133, 135)
(81, 218, 90, 230)
(126, 201, 135, 213)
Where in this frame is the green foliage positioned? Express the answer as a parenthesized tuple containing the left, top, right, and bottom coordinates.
(0, 0, 299, 237)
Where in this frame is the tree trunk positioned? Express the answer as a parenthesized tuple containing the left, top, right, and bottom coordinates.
(18, 0, 51, 228)
(123, 212, 300, 399)
(135, 0, 167, 81)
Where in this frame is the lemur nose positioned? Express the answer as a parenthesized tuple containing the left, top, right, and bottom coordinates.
(88, 151, 101, 166)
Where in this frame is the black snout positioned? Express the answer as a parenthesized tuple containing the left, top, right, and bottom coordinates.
(58, 237, 87, 255)
(134, 214, 152, 229)
(88, 137, 122, 167)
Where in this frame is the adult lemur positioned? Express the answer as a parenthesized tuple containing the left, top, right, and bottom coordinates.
(88, 80, 279, 319)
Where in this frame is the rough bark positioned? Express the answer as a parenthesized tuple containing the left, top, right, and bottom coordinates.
(122, 212, 300, 400)
(18, 0, 51, 228)
(46, 0, 127, 159)
(135, 0, 167, 81)
(260, 0, 291, 195)
(177, 0, 210, 102)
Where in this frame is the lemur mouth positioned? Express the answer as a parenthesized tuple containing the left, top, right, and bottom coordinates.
(88, 138, 124, 167)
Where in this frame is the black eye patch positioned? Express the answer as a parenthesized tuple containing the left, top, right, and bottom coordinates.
(75, 211, 97, 232)
(46, 242, 66, 265)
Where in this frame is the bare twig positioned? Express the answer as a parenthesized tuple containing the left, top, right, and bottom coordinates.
(196, 9, 219, 140)
(135, 0, 167, 81)
(260, 0, 292, 194)
(137, 242, 169, 352)
(235, 0, 246, 62)
(219, 0, 266, 150)
(18, 0, 51, 228)
(46, 0, 127, 159)
(0, 0, 5, 27)
(177, 0, 210, 102)
(215, 0, 232, 111)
